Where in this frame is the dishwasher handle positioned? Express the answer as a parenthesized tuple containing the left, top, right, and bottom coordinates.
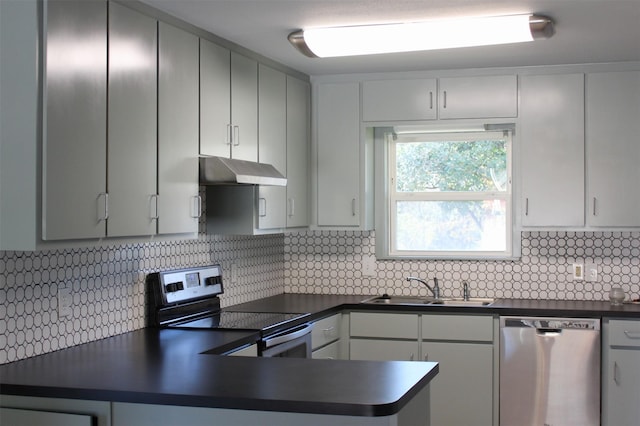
(501, 316, 600, 331)
(536, 327, 562, 336)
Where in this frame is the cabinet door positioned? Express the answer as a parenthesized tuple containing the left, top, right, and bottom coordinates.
(587, 71, 640, 226)
(604, 348, 640, 426)
(362, 79, 437, 121)
(107, 2, 157, 237)
(438, 75, 517, 119)
(422, 342, 494, 426)
(158, 22, 199, 234)
(200, 39, 231, 157)
(286, 76, 310, 228)
(520, 74, 585, 227)
(350, 339, 419, 361)
(317, 82, 360, 226)
(42, 0, 107, 240)
(230, 52, 258, 161)
(257, 64, 286, 229)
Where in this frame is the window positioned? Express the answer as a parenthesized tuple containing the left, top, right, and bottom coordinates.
(376, 128, 515, 259)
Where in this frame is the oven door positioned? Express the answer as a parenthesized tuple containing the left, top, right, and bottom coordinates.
(260, 323, 313, 358)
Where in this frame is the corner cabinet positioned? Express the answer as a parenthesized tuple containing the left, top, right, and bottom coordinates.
(519, 73, 585, 227)
(602, 318, 640, 426)
(586, 71, 640, 227)
(157, 22, 200, 235)
(315, 82, 372, 229)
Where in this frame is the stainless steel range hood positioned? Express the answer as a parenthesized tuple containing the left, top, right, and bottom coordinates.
(199, 156, 287, 186)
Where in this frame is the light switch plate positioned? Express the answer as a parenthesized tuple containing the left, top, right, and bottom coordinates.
(57, 285, 72, 318)
(362, 255, 376, 277)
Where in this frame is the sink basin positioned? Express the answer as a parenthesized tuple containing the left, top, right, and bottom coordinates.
(430, 298, 494, 306)
(363, 295, 436, 305)
(362, 295, 494, 307)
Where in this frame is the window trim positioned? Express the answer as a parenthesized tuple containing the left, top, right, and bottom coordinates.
(374, 125, 520, 260)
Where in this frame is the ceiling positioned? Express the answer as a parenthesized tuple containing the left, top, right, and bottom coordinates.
(140, 0, 640, 76)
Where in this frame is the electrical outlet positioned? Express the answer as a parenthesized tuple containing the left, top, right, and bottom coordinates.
(57, 285, 72, 318)
(361, 255, 376, 277)
(585, 263, 598, 282)
(230, 263, 238, 284)
(572, 263, 584, 281)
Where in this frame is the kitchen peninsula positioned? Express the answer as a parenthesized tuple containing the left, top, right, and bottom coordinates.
(0, 326, 438, 426)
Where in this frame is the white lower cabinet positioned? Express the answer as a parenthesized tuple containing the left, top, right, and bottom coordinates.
(602, 318, 640, 426)
(348, 311, 496, 426)
(0, 396, 111, 426)
(312, 313, 345, 359)
(422, 314, 495, 426)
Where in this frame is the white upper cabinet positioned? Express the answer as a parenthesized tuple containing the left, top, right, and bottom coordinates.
(362, 79, 437, 121)
(586, 71, 640, 227)
(200, 39, 231, 158)
(231, 53, 259, 161)
(42, 0, 107, 241)
(316, 82, 361, 227)
(199, 41, 258, 161)
(107, 2, 158, 237)
(520, 73, 585, 227)
(157, 22, 200, 235)
(286, 76, 310, 229)
(257, 64, 287, 230)
(438, 75, 518, 119)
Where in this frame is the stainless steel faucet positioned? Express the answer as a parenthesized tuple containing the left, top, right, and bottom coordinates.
(462, 281, 470, 301)
(406, 276, 440, 299)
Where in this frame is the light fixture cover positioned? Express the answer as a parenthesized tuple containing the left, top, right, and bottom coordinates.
(289, 14, 554, 58)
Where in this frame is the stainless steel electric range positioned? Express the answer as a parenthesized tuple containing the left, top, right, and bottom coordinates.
(147, 265, 312, 357)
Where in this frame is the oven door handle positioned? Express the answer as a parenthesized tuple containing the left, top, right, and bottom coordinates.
(263, 323, 313, 349)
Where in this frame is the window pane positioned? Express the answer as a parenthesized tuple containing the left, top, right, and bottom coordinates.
(395, 139, 507, 192)
(395, 200, 507, 251)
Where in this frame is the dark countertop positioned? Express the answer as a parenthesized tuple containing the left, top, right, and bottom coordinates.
(0, 327, 438, 416)
(3, 292, 639, 416)
(226, 293, 640, 319)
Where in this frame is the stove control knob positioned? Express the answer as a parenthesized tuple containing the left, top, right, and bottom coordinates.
(205, 276, 222, 286)
(165, 282, 184, 293)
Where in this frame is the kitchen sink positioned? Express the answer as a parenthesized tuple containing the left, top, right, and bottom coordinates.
(362, 295, 494, 307)
(429, 298, 494, 306)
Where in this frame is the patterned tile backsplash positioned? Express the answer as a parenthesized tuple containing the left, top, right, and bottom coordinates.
(0, 234, 285, 364)
(2, 230, 640, 364)
(285, 231, 640, 301)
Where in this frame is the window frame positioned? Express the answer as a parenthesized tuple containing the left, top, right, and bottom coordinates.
(374, 126, 519, 260)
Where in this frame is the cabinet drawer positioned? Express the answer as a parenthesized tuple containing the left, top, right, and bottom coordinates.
(608, 319, 640, 347)
(350, 312, 419, 339)
(312, 314, 341, 350)
(422, 314, 494, 342)
(312, 340, 340, 359)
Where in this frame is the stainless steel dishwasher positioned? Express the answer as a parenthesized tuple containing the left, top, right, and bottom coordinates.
(500, 316, 600, 426)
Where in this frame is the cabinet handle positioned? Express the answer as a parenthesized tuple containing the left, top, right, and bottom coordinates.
(525, 198, 529, 216)
(191, 195, 202, 218)
(624, 330, 640, 339)
(424, 354, 429, 361)
(351, 198, 357, 216)
(288, 198, 295, 218)
(258, 197, 267, 217)
(226, 124, 232, 146)
(98, 192, 109, 221)
(429, 91, 433, 109)
(593, 197, 597, 216)
(322, 326, 335, 337)
(613, 361, 620, 386)
(410, 353, 414, 361)
(443, 90, 447, 109)
(233, 125, 240, 146)
(150, 194, 159, 220)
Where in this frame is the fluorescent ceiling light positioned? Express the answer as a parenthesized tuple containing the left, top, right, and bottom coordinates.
(289, 14, 554, 58)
